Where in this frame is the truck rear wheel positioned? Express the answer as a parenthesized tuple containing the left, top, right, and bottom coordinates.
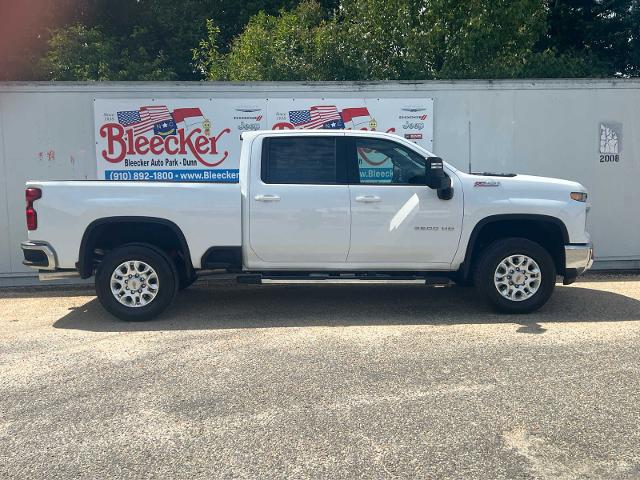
(474, 238, 556, 314)
(178, 270, 197, 290)
(95, 244, 178, 321)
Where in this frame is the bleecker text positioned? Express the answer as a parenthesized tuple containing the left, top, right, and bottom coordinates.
(100, 123, 231, 167)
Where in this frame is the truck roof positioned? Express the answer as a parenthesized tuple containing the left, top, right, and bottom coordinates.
(241, 129, 405, 141)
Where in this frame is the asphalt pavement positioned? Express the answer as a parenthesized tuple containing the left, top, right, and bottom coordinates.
(1, 274, 639, 479)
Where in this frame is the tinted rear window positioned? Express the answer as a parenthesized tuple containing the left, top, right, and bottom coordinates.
(263, 137, 337, 184)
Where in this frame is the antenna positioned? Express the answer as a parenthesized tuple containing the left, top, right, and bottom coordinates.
(468, 120, 472, 173)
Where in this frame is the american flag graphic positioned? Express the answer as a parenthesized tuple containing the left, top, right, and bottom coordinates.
(117, 105, 173, 135)
(289, 105, 343, 129)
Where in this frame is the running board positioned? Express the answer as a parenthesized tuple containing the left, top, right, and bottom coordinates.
(236, 273, 452, 285)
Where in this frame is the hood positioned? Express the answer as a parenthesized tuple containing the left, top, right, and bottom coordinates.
(467, 172, 585, 193)
(458, 172, 588, 205)
(499, 174, 585, 192)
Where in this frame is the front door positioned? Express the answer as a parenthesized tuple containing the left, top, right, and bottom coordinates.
(346, 137, 463, 268)
(248, 135, 350, 266)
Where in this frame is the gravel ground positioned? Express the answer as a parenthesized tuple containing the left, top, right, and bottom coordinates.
(1, 273, 639, 479)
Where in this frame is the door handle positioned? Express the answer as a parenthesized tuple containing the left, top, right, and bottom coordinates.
(254, 194, 281, 202)
(355, 195, 381, 203)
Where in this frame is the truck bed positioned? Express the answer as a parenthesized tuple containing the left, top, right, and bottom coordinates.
(25, 181, 241, 269)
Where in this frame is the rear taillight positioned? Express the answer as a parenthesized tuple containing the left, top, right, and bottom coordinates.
(25, 188, 41, 231)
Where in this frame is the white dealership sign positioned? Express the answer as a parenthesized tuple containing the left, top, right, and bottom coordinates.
(94, 98, 433, 182)
(94, 98, 266, 182)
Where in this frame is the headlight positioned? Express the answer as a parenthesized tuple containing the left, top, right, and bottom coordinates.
(570, 192, 588, 202)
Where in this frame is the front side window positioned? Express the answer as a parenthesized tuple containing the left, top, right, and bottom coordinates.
(355, 138, 426, 185)
(263, 137, 337, 184)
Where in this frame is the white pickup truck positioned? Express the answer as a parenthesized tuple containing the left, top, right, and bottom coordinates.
(21, 130, 593, 320)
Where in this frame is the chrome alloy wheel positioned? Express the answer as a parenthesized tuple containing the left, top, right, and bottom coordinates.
(494, 254, 541, 302)
(110, 260, 159, 308)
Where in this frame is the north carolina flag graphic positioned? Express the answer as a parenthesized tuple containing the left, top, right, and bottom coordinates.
(172, 107, 205, 128)
(340, 107, 371, 128)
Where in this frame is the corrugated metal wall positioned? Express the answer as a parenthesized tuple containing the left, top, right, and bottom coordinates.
(1, 80, 638, 284)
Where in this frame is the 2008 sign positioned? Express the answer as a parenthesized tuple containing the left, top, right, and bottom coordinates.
(600, 154, 620, 163)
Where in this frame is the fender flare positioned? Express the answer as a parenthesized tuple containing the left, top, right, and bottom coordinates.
(460, 214, 570, 279)
(77, 216, 193, 278)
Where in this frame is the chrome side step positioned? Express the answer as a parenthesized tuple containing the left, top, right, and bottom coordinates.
(236, 273, 452, 285)
(38, 270, 81, 281)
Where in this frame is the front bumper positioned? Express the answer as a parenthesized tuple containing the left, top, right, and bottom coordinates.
(563, 243, 594, 285)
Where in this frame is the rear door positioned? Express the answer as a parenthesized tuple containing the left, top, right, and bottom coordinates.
(346, 136, 463, 268)
(248, 135, 350, 265)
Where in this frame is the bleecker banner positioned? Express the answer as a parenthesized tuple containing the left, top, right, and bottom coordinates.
(267, 98, 434, 181)
(94, 97, 433, 182)
(267, 98, 433, 146)
(94, 99, 267, 182)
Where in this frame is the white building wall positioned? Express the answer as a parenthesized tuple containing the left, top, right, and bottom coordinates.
(0, 95, 13, 276)
(0, 80, 638, 283)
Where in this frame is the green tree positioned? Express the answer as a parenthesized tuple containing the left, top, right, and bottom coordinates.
(193, 21, 229, 80)
(6, 0, 329, 80)
(331, 0, 549, 80)
(39, 25, 119, 81)
(196, 1, 336, 80)
(102, 0, 304, 80)
(39, 24, 176, 81)
(8, 0, 640, 81)
(203, 0, 553, 80)
(538, 0, 639, 77)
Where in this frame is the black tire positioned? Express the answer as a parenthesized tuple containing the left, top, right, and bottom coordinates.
(449, 271, 474, 287)
(178, 270, 197, 290)
(95, 244, 178, 321)
(473, 237, 556, 314)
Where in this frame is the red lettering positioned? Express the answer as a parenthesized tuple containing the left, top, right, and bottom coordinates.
(195, 136, 209, 155)
(183, 128, 230, 167)
(126, 129, 135, 154)
(165, 136, 178, 155)
(271, 122, 295, 130)
(178, 128, 197, 155)
(199, 128, 231, 166)
(149, 136, 164, 155)
(99, 124, 232, 166)
(209, 136, 218, 154)
(99, 123, 126, 163)
(134, 135, 150, 155)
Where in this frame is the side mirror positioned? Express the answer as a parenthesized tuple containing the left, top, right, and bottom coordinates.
(426, 157, 454, 200)
(425, 157, 448, 190)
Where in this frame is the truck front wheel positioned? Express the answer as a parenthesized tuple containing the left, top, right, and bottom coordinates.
(474, 238, 556, 314)
(95, 244, 178, 321)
